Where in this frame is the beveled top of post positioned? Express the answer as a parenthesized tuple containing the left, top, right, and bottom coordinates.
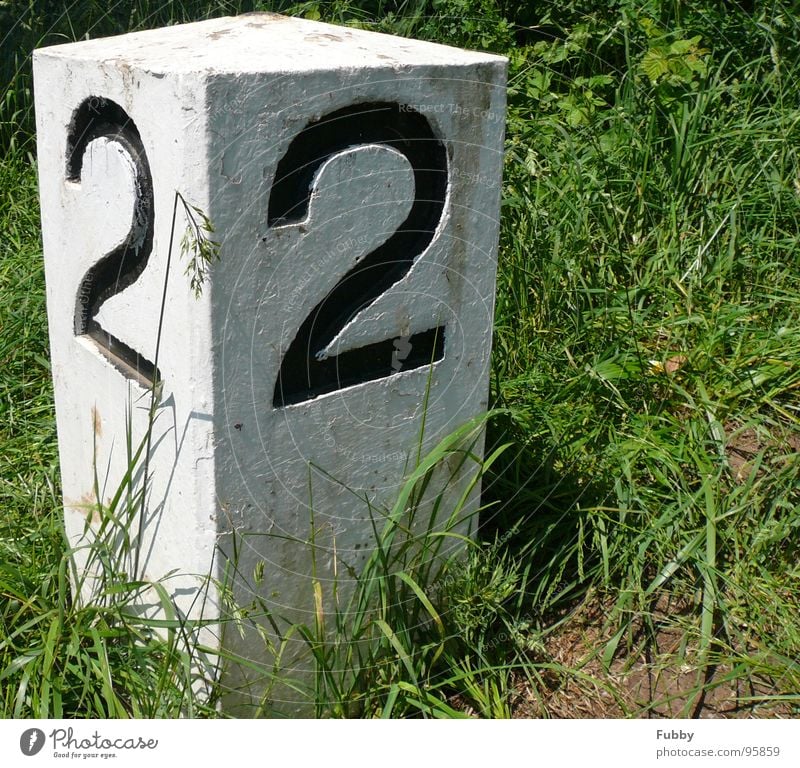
(33, 13, 506, 74)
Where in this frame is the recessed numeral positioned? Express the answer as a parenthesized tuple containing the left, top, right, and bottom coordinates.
(270, 102, 448, 407)
(68, 97, 158, 386)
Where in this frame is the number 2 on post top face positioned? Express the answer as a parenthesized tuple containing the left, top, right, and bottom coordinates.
(269, 102, 448, 407)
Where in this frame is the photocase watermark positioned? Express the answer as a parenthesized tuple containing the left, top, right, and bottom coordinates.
(450, 163, 501, 190)
(398, 101, 504, 125)
(332, 439, 406, 465)
(20, 728, 45, 757)
(85, 95, 108, 115)
(333, 232, 370, 254)
(18, 726, 159, 760)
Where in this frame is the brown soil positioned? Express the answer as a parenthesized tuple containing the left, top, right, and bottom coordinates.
(725, 420, 800, 484)
(506, 593, 794, 719)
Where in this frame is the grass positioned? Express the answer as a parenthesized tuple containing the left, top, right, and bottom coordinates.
(485, 2, 800, 714)
(1, 0, 799, 717)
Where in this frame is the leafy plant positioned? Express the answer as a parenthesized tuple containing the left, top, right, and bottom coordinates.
(638, 17, 709, 106)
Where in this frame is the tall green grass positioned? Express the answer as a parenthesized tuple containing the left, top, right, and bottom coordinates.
(487, 2, 800, 709)
(1, 0, 798, 716)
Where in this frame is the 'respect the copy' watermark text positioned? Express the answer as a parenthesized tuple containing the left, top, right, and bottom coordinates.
(398, 102, 503, 124)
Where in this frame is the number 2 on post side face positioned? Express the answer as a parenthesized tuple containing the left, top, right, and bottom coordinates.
(270, 102, 448, 407)
(67, 96, 159, 387)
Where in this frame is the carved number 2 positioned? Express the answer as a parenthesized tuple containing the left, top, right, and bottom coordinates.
(270, 102, 448, 407)
(67, 97, 159, 386)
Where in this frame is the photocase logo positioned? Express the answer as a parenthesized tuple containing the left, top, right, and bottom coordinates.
(19, 728, 45, 757)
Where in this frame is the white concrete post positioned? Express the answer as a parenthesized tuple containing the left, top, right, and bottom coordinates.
(34, 13, 506, 715)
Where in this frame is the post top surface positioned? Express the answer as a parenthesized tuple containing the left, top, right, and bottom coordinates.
(33, 13, 507, 74)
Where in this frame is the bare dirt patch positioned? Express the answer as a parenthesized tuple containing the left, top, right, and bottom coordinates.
(725, 420, 800, 484)
(508, 593, 794, 719)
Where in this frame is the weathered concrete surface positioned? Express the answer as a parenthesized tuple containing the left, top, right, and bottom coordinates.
(34, 13, 506, 716)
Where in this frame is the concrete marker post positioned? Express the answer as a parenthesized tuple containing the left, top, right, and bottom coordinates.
(34, 13, 507, 715)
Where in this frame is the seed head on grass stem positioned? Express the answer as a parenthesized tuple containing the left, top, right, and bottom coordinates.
(178, 192, 221, 300)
